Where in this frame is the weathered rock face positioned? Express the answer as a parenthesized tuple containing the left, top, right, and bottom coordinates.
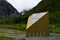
(0, 0, 19, 19)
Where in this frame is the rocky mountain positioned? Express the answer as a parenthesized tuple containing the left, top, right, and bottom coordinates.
(0, 0, 19, 19)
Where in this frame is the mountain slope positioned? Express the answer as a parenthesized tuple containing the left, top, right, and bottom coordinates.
(0, 0, 19, 19)
(29, 0, 60, 13)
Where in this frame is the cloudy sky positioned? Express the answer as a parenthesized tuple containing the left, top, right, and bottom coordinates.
(7, 0, 41, 12)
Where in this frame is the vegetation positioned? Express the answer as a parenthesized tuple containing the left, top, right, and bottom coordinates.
(18, 38, 25, 40)
(0, 36, 13, 40)
(0, 23, 26, 31)
(0, 36, 26, 40)
(50, 23, 60, 33)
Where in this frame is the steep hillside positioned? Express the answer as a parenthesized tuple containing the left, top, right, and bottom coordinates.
(0, 0, 19, 19)
(29, 0, 60, 12)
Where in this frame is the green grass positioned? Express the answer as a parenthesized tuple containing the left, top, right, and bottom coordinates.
(0, 36, 13, 40)
(0, 24, 26, 31)
(0, 30, 26, 36)
(50, 23, 60, 34)
(54, 27, 60, 34)
(18, 38, 25, 40)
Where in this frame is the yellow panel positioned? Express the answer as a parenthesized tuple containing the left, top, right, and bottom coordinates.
(26, 12, 49, 37)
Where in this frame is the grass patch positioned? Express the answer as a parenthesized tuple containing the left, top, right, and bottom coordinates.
(0, 24, 26, 31)
(0, 36, 13, 40)
(54, 27, 60, 34)
(50, 24, 60, 34)
(0, 30, 26, 35)
(18, 38, 25, 40)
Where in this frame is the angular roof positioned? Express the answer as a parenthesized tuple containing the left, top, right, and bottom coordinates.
(32, 12, 48, 24)
(26, 12, 48, 29)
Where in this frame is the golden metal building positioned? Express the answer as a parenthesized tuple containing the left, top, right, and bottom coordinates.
(26, 12, 49, 37)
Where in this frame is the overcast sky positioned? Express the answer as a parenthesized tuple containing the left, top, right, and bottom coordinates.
(7, 0, 41, 12)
